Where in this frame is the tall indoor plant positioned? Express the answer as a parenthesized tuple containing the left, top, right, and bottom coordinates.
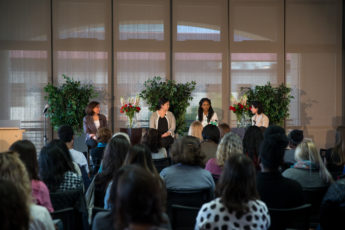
(140, 76, 196, 135)
(243, 82, 294, 126)
(44, 74, 97, 132)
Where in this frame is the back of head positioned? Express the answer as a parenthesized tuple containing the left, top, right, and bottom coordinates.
(96, 127, 112, 143)
(243, 126, 264, 160)
(0, 179, 30, 230)
(216, 132, 243, 167)
(171, 136, 204, 166)
(188, 121, 203, 140)
(217, 154, 258, 213)
(202, 124, 220, 144)
(142, 128, 162, 153)
(218, 123, 230, 139)
(288, 129, 304, 148)
(9, 140, 39, 180)
(333, 126, 345, 165)
(58, 125, 74, 143)
(124, 144, 157, 175)
(116, 165, 164, 229)
(260, 126, 288, 170)
(0, 152, 31, 206)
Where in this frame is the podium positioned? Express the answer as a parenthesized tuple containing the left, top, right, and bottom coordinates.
(0, 120, 25, 152)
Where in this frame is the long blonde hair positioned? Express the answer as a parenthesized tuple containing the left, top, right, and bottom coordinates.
(188, 121, 203, 141)
(216, 132, 243, 167)
(295, 140, 333, 184)
(0, 152, 32, 206)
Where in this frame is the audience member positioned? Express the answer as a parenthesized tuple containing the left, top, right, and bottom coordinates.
(160, 136, 215, 192)
(325, 126, 345, 179)
(205, 132, 243, 179)
(9, 140, 54, 212)
(218, 123, 230, 139)
(243, 126, 264, 170)
(256, 126, 305, 208)
(90, 127, 112, 174)
(283, 140, 333, 188)
(188, 121, 203, 141)
(196, 154, 270, 230)
(142, 128, 167, 160)
(0, 179, 30, 230)
(0, 152, 54, 229)
(201, 124, 220, 164)
(39, 144, 83, 193)
(283, 129, 304, 166)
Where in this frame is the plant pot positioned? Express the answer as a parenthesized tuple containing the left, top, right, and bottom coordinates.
(120, 127, 142, 145)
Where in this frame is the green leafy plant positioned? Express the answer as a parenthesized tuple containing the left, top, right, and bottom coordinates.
(140, 76, 196, 135)
(243, 82, 294, 126)
(44, 74, 98, 133)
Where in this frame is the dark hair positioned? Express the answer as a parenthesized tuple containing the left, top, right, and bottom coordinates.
(251, 101, 263, 114)
(331, 126, 345, 165)
(95, 135, 130, 189)
(217, 154, 259, 215)
(156, 98, 169, 110)
(124, 144, 158, 175)
(97, 127, 112, 143)
(0, 179, 30, 230)
(218, 123, 230, 139)
(288, 129, 304, 147)
(85, 101, 100, 116)
(202, 124, 220, 144)
(198, 98, 215, 123)
(142, 128, 162, 153)
(171, 136, 204, 166)
(243, 126, 264, 168)
(9, 140, 39, 181)
(39, 144, 75, 192)
(58, 125, 74, 143)
(115, 165, 164, 229)
(47, 139, 76, 173)
(260, 126, 288, 170)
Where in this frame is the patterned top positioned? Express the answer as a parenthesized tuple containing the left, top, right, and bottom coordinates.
(195, 198, 270, 230)
(57, 171, 83, 192)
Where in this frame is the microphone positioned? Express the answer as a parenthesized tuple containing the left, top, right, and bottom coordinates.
(43, 104, 49, 114)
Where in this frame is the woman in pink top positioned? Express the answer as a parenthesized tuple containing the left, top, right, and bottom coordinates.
(10, 140, 54, 212)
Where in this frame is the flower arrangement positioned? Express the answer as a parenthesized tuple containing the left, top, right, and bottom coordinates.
(229, 94, 251, 127)
(120, 95, 141, 128)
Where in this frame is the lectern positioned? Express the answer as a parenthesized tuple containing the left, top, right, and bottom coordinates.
(0, 120, 25, 152)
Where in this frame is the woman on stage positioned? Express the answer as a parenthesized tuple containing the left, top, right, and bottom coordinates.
(83, 101, 107, 149)
(149, 98, 176, 149)
(251, 101, 269, 128)
(197, 98, 218, 127)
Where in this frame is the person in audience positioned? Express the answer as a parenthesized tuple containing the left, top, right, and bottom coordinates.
(39, 144, 83, 193)
(325, 126, 345, 179)
(205, 132, 243, 179)
(149, 97, 176, 150)
(188, 120, 203, 141)
(58, 125, 89, 174)
(283, 129, 304, 166)
(320, 177, 345, 230)
(218, 123, 230, 140)
(93, 165, 171, 230)
(283, 140, 333, 188)
(0, 179, 30, 230)
(197, 98, 218, 127)
(9, 140, 54, 212)
(160, 136, 215, 192)
(91, 127, 112, 174)
(256, 126, 305, 208)
(251, 101, 269, 128)
(0, 152, 54, 230)
(242, 126, 264, 170)
(142, 128, 167, 160)
(201, 124, 220, 164)
(93, 134, 130, 207)
(83, 101, 108, 149)
(196, 154, 270, 230)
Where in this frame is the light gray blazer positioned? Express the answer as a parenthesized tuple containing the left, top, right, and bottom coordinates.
(149, 111, 176, 137)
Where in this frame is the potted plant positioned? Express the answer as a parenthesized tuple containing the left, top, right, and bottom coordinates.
(44, 74, 97, 133)
(243, 82, 294, 126)
(140, 76, 196, 135)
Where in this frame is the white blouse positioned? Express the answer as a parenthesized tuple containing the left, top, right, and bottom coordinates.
(251, 113, 269, 128)
(197, 112, 218, 127)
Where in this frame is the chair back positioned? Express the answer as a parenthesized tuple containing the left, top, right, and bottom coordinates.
(153, 157, 171, 173)
(170, 204, 200, 230)
(303, 186, 329, 227)
(268, 203, 311, 230)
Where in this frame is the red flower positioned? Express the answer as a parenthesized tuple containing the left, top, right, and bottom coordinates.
(125, 104, 128, 107)
(229, 106, 236, 112)
(129, 104, 133, 108)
